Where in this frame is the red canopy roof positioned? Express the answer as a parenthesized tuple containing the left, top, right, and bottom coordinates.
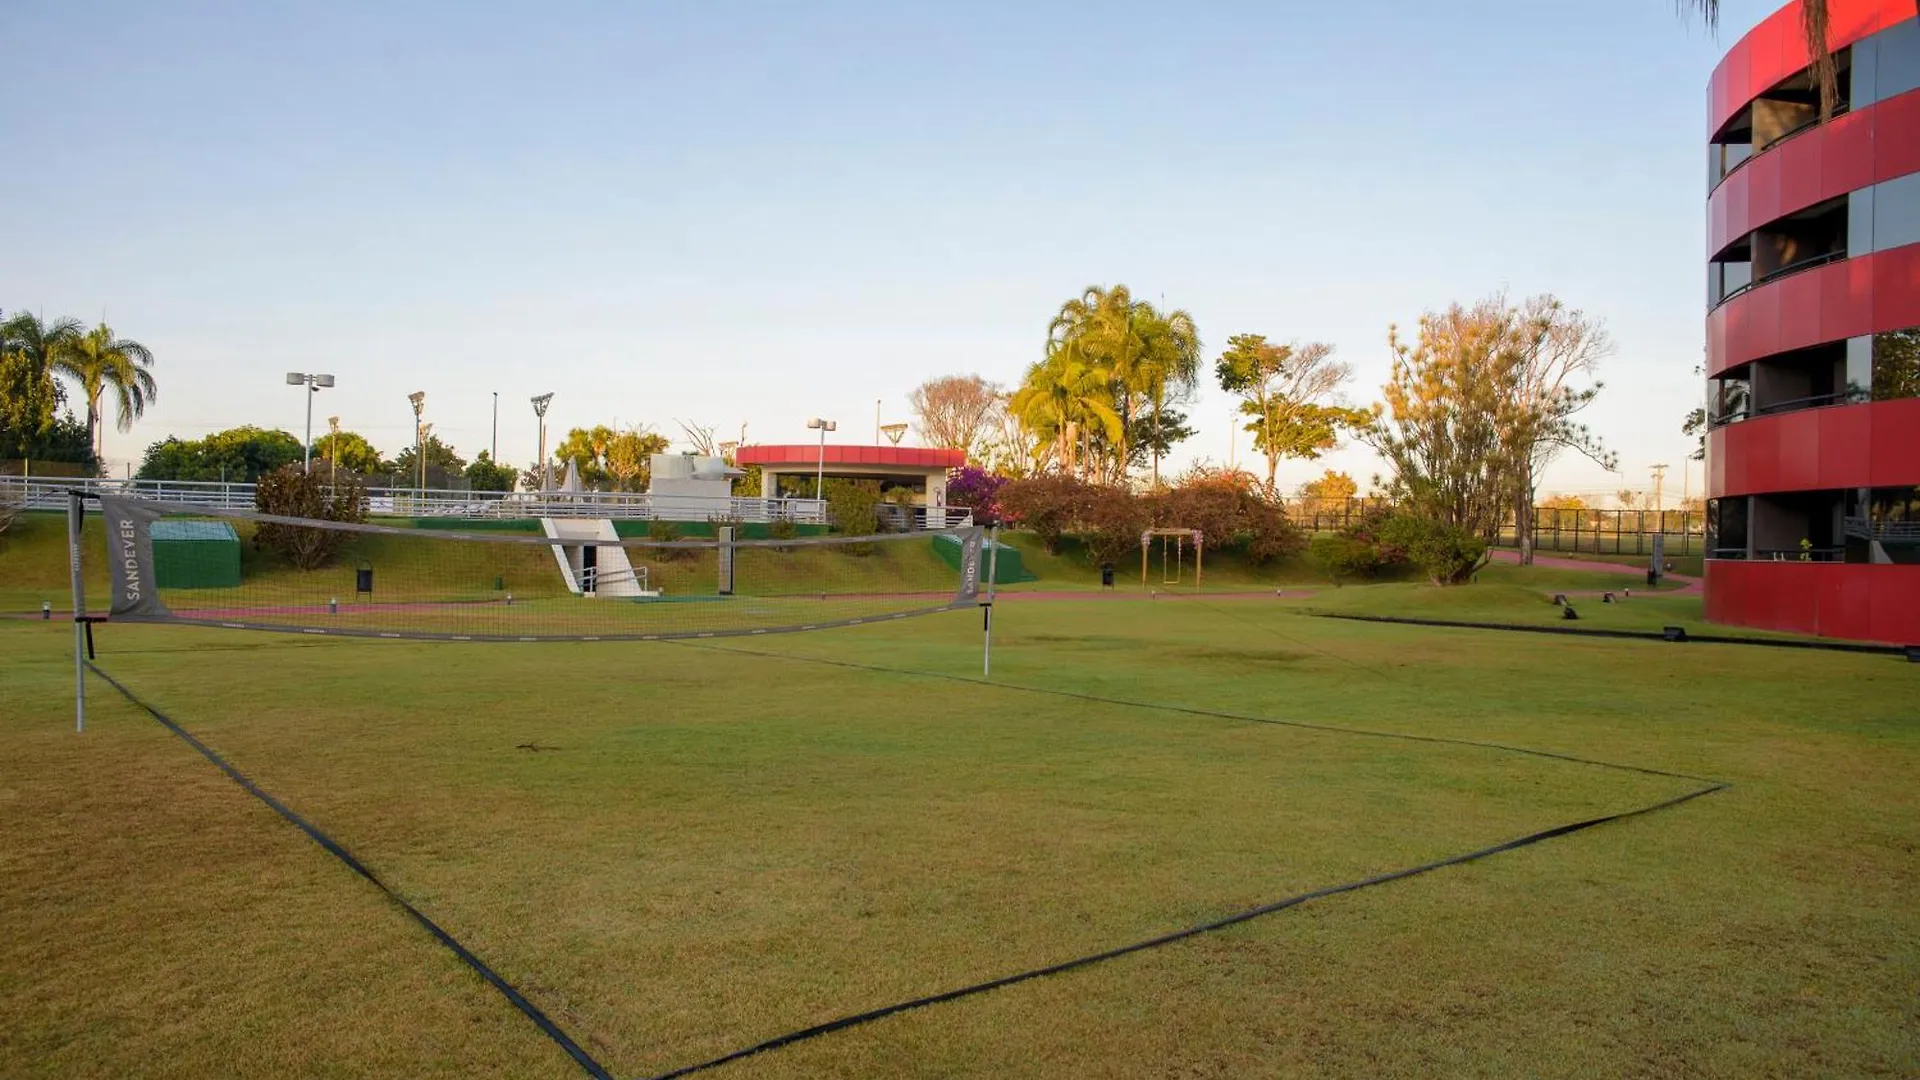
(734, 444, 964, 469)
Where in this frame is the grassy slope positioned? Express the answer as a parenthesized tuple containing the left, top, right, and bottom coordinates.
(3, 601, 1916, 1078)
(0, 511, 957, 615)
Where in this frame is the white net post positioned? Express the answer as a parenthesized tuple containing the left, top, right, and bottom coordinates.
(67, 491, 86, 733)
(982, 526, 999, 679)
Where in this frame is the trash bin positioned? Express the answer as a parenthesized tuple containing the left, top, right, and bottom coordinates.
(1100, 563, 1115, 588)
(355, 565, 374, 595)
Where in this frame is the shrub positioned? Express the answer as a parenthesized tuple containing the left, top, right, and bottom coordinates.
(946, 465, 1007, 526)
(823, 478, 882, 536)
(253, 465, 367, 570)
(1375, 513, 1487, 585)
(1308, 534, 1381, 585)
(1152, 466, 1303, 566)
(646, 519, 698, 561)
(766, 516, 798, 542)
(995, 474, 1089, 554)
(1076, 484, 1151, 567)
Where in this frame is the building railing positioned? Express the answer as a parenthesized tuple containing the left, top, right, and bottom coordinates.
(0, 475, 896, 527)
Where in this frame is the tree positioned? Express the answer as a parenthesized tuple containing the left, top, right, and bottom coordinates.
(946, 465, 1007, 526)
(1300, 470, 1358, 504)
(995, 474, 1093, 553)
(675, 420, 722, 457)
(253, 464, 368, 570)
(391, 434, 466, 488)
(50, 323, 156, 461)
(1008, 350, 1120, 481)
(604, 428, 670, 491)
(138, 426, 302, 482)
(464, 451, 517, 492)
(909, 375, 1005, 461)
(1041, 285, 1202, 484)
(1487, 295, 1616, 565)
(0, 312, 93, 468)
(312, 429, 383, 475)
(556, 425, 614, 489)
(1215, 335, 1368, 492)
(1365, 305, 1524, 544)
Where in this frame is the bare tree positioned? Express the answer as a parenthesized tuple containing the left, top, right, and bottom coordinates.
(676, 419, 721, 457)
(909, 374, 1004, 460)
(1507, 295, 1615, 565)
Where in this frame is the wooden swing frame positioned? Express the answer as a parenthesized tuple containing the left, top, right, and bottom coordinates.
(1140, 528, 1204, 588)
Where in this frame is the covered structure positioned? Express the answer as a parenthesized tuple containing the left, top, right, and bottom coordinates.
(734, 444, 965, 515)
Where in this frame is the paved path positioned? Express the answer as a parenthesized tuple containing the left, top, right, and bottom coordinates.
(1487, 549, 1702, 595)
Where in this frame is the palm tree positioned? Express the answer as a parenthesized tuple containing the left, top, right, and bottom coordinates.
(51, 323, 156, 462)
(1045, 285, 1203, 484)
(2, 311, 83, 385)
(1008, 350, 1121, 480)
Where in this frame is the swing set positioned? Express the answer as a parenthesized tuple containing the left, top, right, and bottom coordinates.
(1140, 528, 1204, 587)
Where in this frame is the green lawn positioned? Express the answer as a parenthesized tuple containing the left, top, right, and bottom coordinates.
(3, 593, 1916, 1078)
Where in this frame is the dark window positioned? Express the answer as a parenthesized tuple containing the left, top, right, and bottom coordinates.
(1710, 371, 1753, 424)
(1871, 328, 1920, 402)
(1853, 17, 1920, 108)
(1707, 497, 1749, 559)
(1846, 486, 1920, 564)
(1870, 171, 1920, 253)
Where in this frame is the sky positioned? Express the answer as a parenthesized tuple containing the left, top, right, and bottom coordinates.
(1, 0, 1787, 504)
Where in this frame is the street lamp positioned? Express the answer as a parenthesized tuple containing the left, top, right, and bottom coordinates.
(326, 415, 341, 489)
(408, 391, 427, 493)
(287, 372, 335, 471)
(531, 393, 554, 491)
(806, 417, 837, 500)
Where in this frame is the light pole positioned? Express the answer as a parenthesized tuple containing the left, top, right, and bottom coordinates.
(408, 391, 426, 493)
(326, 415, 341, 489)
(874, 399, 881, 443)
(491, 392, 499, 462)
(286, 372, 335, 471)
(806, 417, 837, 500)
(531, 393, 554, 491)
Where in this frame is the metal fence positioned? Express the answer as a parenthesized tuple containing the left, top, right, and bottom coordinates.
(1278, 498, 1704, 556)
(0, 475, 914, 527)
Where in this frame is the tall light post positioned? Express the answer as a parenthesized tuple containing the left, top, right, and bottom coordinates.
(286, 372, 335, 471)
(806, 417, 837, 500)
(408, 391, 427, 493)
(874, 399, 881, 443)
(326, 415, 341, 489)
(491, 392, 499, 462)
(531, 393, 554, 491)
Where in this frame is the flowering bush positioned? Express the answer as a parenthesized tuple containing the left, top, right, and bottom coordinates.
(946, 465, 1007, 526)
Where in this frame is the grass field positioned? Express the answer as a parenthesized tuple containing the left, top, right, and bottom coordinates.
(4, 583, 1917, 1078)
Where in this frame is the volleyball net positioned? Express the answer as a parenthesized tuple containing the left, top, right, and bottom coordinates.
(85, 493, 988, 642)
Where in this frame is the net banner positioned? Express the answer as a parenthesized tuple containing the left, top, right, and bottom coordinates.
(99, 494, 170, 620)
(93, 494, 985, 642)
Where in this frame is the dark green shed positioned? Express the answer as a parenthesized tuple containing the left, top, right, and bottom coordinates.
(151, 519, 242, 589)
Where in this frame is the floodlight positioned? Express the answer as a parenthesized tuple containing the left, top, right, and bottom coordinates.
(531, 392, 553, 417)
(286, 372, 305, 384)
(314, 374, 335, 388)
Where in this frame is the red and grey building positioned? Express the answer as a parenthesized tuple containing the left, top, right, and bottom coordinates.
(1703, 0, 1920, 641)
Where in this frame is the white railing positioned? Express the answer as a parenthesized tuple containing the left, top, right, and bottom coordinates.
(0, 475, 971, 529)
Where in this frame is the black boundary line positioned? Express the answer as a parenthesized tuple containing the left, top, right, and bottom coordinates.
(640, 782, 1723, 1080)
(1314, 612, 1909, 654)
(83, 662, 617, 1080)
(636, 637, 1730, 1078)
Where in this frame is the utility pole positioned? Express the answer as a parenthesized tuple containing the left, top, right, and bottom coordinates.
(491, 392, 499, 461)
(1650, 463, 1669, 510)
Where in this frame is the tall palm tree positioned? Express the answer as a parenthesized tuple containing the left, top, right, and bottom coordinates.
(1008, 350, 1121, 480)
(51, 323, 157, 462)
(2, 311, 84, 382)
(1045, 284, 1202, 484)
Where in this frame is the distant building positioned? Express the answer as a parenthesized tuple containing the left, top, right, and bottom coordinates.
(1703, 0, 1920, 641)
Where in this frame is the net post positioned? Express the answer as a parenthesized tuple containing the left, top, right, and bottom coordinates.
(982, 526, 999, 680)
(67, 490, 86, 734)
(718, 526, 736, 596)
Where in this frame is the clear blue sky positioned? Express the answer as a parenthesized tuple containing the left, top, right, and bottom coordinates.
(0, 0, 1782, 502)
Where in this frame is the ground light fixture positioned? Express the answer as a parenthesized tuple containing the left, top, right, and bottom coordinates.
(286, 372, 335, 471)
